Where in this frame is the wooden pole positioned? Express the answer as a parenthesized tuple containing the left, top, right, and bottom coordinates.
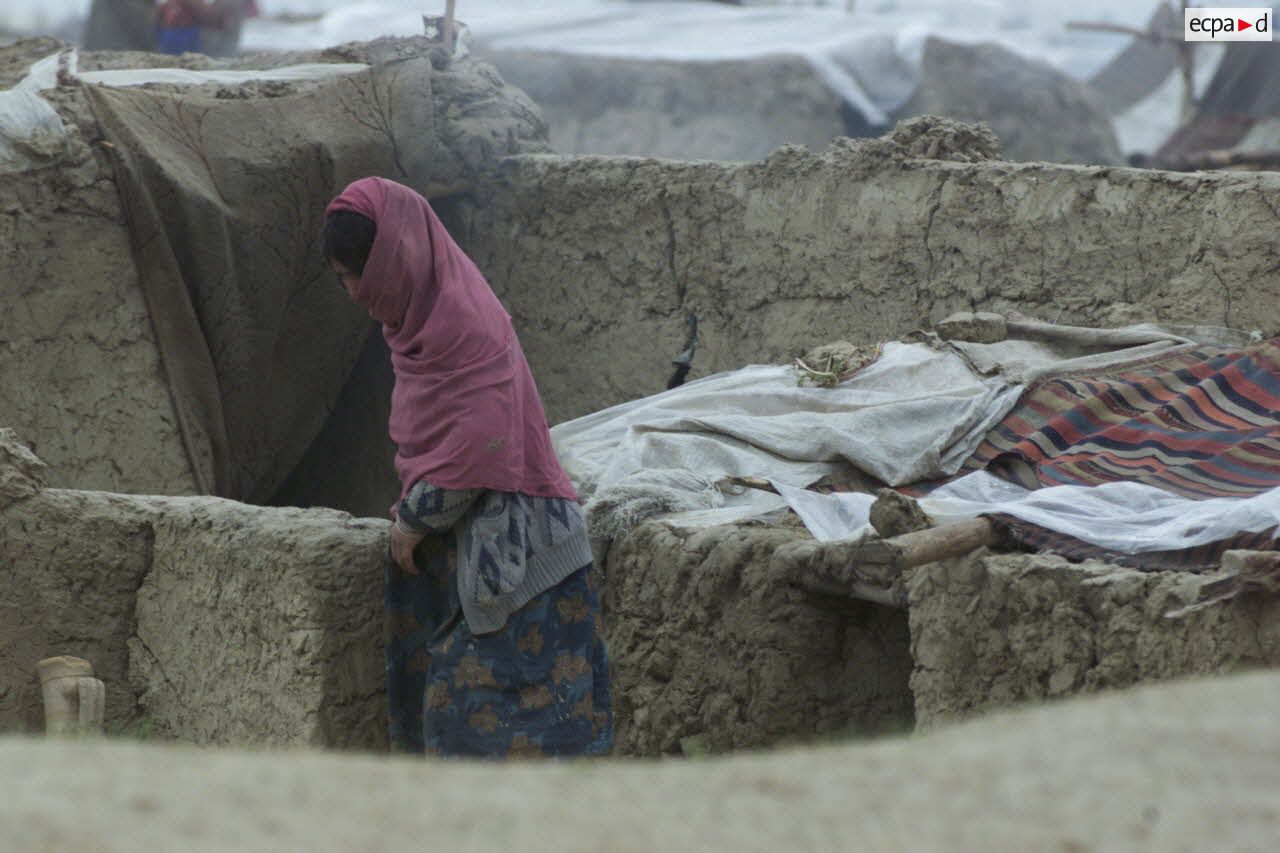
(776, 517, 1000, 608)
(850, 517, 1000, 572)
(1064, 21, 1183, 41)
(1066, 12, 1198, 120)
(725, 475, 779, 495)
(444, 0, 457, 55)
(1178, 1, 1196, 120)
(1163, 148, 1280, 171)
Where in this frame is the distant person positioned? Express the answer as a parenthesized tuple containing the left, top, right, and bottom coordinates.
(155, 0, 249, 56)
(197, 0, 256, 58)
(322, 177, 614, 758)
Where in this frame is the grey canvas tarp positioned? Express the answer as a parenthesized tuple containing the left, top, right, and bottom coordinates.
(1086, 1, 1182, 115)
(82, 57, 442, 502)
(1195, 35, 1280, 119)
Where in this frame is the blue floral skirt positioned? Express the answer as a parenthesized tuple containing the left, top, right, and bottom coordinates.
(385, 533, 613, 758)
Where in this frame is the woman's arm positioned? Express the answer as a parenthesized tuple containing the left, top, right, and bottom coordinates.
(389, 481, 483, 573)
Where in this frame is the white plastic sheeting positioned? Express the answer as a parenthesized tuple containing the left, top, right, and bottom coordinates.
(781, 469, 1280, 552)
(926, 471, 1280, 553)
(552, 342, 1024, 531)
(555, 321, 1268, 545)
(775, 482, 876, 543)
(1, 1, 1157, 145)
(944, 318, 1258, 379)
(0, 52, 67, 172)
(0, 49, 367, 173)
(74, 63, 369, 88)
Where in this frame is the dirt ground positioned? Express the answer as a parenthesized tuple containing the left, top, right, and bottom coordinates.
(5, 670, 1279, 852)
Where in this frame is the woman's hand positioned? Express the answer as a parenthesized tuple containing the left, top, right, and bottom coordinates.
(389, 518, 427, 574)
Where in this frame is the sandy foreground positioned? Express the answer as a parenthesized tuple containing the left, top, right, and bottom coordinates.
(3, 670, 1277, 852)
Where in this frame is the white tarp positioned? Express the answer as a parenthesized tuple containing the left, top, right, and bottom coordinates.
(0, 49, 367, 174)
(0, 53, 66, 172)
(554, 319, 1263, 543)
(775, 322, 1274, 550)
(552, 341, 1024, 535)
(775, 482, 876, 543)
(783, 469, 1280, 552)
(74, 63, 368, 87)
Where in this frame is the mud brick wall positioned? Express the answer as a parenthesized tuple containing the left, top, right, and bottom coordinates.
(1, 433, 387, 746)
(907, 551, 1280, 728)
(605, 519, 914, 754)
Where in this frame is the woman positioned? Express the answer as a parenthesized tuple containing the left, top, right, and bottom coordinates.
(322, 177, 612, 758)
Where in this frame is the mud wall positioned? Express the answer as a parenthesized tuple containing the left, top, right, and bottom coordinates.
(606, 520, 914, 754)
(443, 120, 1280, 424)
(1, 121, 200, 496)
(3, 671, 1278, 851)
(9, 670, 1280, 851)
(907, 551, 1280, 728)
(0, 431, 387, 746)
(7, 424, 1279, 754)
(896, 38, 1122, 166)
(2, 427, 915, 755)
(602, 515, 1280, 743)
(11, 61, 1280, 508)
(128, 499, 386, 748)
(0, 432, 157, 734)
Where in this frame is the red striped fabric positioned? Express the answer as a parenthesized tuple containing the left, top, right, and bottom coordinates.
(954, 339, 1280, 570)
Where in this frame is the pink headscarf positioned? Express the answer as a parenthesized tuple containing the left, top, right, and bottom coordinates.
(326, 177, 577, 505)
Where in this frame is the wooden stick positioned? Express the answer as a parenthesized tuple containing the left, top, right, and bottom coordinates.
(1066, 14, 1198, 120)
(775, 518, 998, 608)
(1064, 21, 1184, 42)
(846, 517, 999, 571)
(725, 475, 779, 495)
(444, 0, 457, 55)
(1177, 43, 1196, 120)
(1162, 148, 1280, 172)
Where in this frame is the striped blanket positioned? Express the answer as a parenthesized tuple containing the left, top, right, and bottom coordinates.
(953, 338, 1280, 569)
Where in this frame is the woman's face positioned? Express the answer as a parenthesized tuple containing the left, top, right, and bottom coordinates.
(330, 260, 361, 301)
